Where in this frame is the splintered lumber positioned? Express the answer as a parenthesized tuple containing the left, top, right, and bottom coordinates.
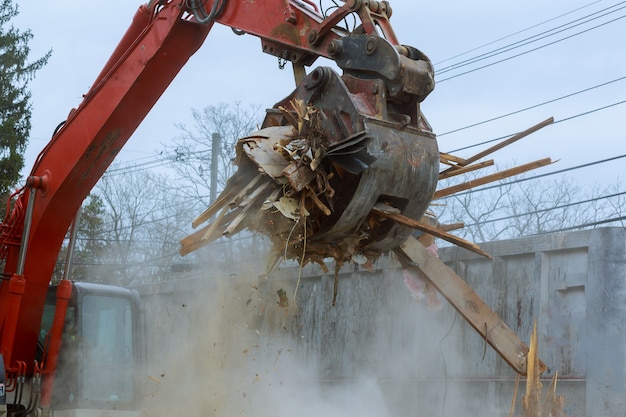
(433, 157, 554, 200)
(191, 188, 236, 228)
(440, 117, 554, 177)
(396, 235, 547, 376)
(462, 117, 554, 167)
(440, 152, 468, 166)
(372, 204, 491, 258)
(306, 186, 331, 216)
(202, 205, 229, 241)
(179, 207, 241, 255)
(523, 321, 542, 416)
(224, 180, 272, 234)
(518, 321, 567, 416)
(180, 221, 220, 256)
(439, 222, 465, 232)
(438, 159, 494, 180)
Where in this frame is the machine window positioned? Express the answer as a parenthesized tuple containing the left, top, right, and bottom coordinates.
(80, 295, 135, 404)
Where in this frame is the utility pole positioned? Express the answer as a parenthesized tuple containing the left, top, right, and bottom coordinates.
(210, 132, 220, 204)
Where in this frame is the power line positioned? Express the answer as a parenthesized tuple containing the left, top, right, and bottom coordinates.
(102, 146, 219, 177)
(557, 98, 626, 122)
(538, 215, 626, 233)
(437, 154, 626, 199)
(463, 190, 626, 228)
(437, 2, 626, 75)
(103, 156, 175, 176)
(437, 13, 626, 83)
(433, 0, 603, 66)
(446, 97, 626, 153)
(438, 75, 626, 137)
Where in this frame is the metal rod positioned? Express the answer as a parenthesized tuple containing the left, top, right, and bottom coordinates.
(210, 132, 220, 204)
(16, 189, 38, 276)
(63, 207, 82, 281)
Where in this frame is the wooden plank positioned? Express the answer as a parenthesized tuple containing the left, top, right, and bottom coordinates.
(240, 126, 293, 179)
(372, 205, 491, 258)
(231, 174, 264, 206)
(397, 236, 547, 376)
(440, 152, 468, 166)
(283, 162, 316, 192)
(225, 181, 272, 234)
(462, 117, 554, 166)
(433, 157, 554, 199)
(179, 208, 239, 255)
(440, 222, 465, 232)
(191, 187, 236, 228)
(440, 117, 554, 178)
(439, 159, 494, 180)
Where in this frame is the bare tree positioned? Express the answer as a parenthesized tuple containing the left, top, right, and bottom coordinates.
(164, 103, 261, 206)
(435, 170, 626, 244)
(88, 168, 194, 285)
(435, 179, 514, 243)
(505, 176, 589, 236)
(599, 179, 626, 228)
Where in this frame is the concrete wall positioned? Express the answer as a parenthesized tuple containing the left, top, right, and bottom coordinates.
(437, 227, 626, 417)
(135, 228, 626, 417)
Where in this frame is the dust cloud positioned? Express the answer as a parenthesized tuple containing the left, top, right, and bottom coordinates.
(138, 251, 516, 417)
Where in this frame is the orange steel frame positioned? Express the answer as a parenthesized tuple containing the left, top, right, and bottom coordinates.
(0, 0, 399, 397)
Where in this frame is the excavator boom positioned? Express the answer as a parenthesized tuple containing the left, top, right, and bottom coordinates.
(0, 1, 544, 415)
(0, 0, 435, 380)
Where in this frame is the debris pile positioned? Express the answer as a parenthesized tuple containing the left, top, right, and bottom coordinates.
(180, 100, 384, 269)
(180, 109, 556, 271)
(510, 322, 568, 417)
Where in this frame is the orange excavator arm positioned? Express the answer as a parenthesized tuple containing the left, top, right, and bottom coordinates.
(0, 0, 435, 377)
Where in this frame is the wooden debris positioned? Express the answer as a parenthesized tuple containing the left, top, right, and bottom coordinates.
(191, 187, 236, 228)
(440, 117, 554, 175)
(182, 101, 556, 281)
(518, 321, 568, 417)
(372, 203, 491, 259)
(276, 289, 289, 308)
(396, 236, 547, 376)
(434, 158, 554, 200)
(438, 159, 494, 180)
(180, 99, 380, 264)
(240, 126, 294, 178)
(283, 162, 316, 192)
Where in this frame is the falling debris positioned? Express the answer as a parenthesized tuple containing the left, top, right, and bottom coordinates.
(180, 98, 439, 267)
(181, 97, 554, 275)
(512, 321, 568, 417)
(276, 289, 289, 308)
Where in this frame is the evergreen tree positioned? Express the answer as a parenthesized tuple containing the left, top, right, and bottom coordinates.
(51, 194, 107, 283)
(0, 0, 50, 203)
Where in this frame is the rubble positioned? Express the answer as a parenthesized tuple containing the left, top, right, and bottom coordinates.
(180, 104, 555, 275)
(180, 100, 394, 267)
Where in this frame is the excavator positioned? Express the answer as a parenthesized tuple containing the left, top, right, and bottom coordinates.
(0, 1, 545, 416)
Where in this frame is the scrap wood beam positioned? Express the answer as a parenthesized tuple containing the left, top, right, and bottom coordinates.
(433, 157, 554, 200)
(396, 235, 547, 376)
(439, 117, 554, 176)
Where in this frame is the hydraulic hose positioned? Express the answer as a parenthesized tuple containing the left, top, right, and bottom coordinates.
(189, 0, 226, 24)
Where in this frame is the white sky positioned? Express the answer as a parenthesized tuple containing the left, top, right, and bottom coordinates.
(12, 0, 626, 190)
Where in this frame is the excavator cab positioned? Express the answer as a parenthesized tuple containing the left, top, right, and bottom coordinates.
(39, 283, 142, 416)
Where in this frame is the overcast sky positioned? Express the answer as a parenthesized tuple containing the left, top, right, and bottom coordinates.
(12, 0, 626, 190)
